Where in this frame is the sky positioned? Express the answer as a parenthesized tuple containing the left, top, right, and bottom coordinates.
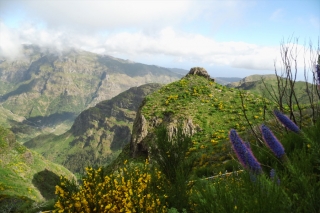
(0, 0, 319, 80)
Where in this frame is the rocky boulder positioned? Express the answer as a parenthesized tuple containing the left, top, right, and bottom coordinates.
(186, 67, 215, 82)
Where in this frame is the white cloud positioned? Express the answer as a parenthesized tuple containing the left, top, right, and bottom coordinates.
(0, 22, 23, 59)
(1, 19, 316, 75)
(5, 1, 195, 31)
(1, 0, 253, 32)
(102, 28, 280, 70)
(1, 0, 317, 78)
(0, 21, 300, 72)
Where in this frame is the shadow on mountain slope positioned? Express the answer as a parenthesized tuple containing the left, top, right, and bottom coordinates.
(32, 169, 60, 200)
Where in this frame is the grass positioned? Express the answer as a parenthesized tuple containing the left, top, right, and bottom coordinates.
(0, 126, 75, 212)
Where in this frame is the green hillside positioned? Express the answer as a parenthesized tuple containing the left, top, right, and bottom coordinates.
(0, 126, 75, 212)
(113, 71, 276, 176)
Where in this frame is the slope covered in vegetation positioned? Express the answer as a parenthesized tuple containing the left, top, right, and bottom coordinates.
(128, 71, 274, 176)
(0, 126, 75, 212)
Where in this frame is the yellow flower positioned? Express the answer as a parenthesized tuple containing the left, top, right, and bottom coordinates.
(105, 204, 112, 210)
(74, 201, 81, 208)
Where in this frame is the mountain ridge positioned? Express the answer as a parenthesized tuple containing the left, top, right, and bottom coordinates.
(0, 45, 182, 142)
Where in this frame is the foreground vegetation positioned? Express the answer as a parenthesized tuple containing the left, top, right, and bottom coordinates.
(53, 114, 320, 212)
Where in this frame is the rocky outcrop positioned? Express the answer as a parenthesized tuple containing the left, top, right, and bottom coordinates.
(186, 67, 215, 82)
(130, 109, 201, 158)
(130, 112, 149, 157)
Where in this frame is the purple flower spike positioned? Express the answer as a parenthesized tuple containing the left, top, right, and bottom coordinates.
(270, 169, 276, 180)
(260, 125, 285, 158)
(277, 178, 281, 186)
(316, 64, 320, 89)
(274, 110, 300, 133)
(229, 129, 262, 173)
(270, 169, 280, 185)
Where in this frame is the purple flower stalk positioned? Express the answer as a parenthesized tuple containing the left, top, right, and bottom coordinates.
(315, 64, 320, 89)
(277, 178, 281, 186)
(229, 129, 262, 173)
(260, 125, 285, 158)
(270, 169, 276, 180)
(274, 110, 300, 133)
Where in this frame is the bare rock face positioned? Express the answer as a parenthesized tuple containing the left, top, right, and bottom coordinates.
(187, 67, 215, 82)
(130, 112, 149, 158)
(166, 118, 201, 140)
(130, 108, 201, 158)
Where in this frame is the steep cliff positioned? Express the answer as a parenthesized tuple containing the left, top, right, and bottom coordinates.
(25, 83, 162, 173)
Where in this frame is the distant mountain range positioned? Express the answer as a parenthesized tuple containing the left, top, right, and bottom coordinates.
(167, 68, 242, 85)
(0, 45, 182, 142)
(215, 77, 242, 85)
(227, 74, 313, 104)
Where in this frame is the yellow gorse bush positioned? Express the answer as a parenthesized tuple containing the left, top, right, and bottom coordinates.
(54, 160, 167, 213)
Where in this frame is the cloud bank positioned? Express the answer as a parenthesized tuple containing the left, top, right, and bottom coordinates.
(0, 21, 282, 71)
(0, 0, 318, 76)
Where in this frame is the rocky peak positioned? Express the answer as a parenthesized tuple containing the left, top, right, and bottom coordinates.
(186, 67, 214, 82)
